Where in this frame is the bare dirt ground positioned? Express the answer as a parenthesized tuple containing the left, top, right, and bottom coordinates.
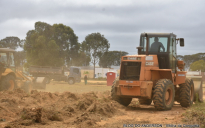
(0, 81, 204, 128)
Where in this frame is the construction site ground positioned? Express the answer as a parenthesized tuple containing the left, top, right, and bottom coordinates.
(0, 80, 204, 128)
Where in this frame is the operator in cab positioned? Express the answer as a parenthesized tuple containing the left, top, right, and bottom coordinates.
(150, 37, 165, 52)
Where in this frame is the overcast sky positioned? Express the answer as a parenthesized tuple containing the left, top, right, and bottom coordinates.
(0, 0, 204, 55)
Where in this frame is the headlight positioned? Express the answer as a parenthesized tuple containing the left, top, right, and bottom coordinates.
(128, 57, 136, 60)
(146, 62, 154, 66)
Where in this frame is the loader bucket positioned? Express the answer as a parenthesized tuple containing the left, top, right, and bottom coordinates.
(33, 77, 47, 89)
(21, 81, 32, 93)
(16, 80, 32, 93)
(187, 76, 203, 102)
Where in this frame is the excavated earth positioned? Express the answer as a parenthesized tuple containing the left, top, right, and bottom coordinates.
(0, 82, 204, 128)
(0, 89, 125, 128)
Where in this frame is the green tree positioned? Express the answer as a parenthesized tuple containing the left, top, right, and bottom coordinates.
(52, 23, 79, 66)
(71, 51, 90, 66)
(99, 51, 128, 68)
(177, 55, 184, 60)
(24, 35, 63, 67)
(15, 51, 26, 67)
(82, 32, 110, 78)
(190, 60, 205, 72)
(0, 36, 23, 49)
(71, 43, 90, 66)
(24, 21, 79, 67)
(177, 53, 205, 70)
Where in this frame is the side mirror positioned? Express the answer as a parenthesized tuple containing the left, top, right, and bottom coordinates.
(180, 38, 184, 47)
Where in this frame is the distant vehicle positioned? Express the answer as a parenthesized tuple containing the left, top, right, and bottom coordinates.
(29, 66, 81, 84)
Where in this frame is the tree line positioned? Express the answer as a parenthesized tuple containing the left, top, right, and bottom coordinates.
(177, 53, 205, 72)
(0, 21, 128, 71)
(1, 21, 203, 73)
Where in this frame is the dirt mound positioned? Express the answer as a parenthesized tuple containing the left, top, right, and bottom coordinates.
(0, 89, 125, 128)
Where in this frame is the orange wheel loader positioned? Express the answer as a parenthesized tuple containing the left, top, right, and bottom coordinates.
(111, 33, 203, 111)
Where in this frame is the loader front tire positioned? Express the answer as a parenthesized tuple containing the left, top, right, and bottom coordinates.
(179, 78, 194, 107)
(139, 98, 152, 105)
(111, 80, 132, 106)
(0, 75, 16, 91)
(153, 79, 175, 111)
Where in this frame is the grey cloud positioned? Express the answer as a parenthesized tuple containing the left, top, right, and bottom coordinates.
(0, 0, 205, 55)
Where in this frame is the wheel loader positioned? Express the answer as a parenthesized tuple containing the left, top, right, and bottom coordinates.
(0, 48, 46, 93)
(111, 33, 203, 111)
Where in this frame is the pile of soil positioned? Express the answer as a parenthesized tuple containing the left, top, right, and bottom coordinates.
(0, 89, 125, 128)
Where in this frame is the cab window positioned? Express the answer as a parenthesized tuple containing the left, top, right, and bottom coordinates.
(9, 52, 15, 67)
(141, 37, 168, 53)
(0, 53, 7, 65)
(73, 68, 79, 74)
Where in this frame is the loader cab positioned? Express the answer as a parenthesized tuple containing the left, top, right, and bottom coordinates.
(138, 33, 182, 73)
(0, 48, 16, 72)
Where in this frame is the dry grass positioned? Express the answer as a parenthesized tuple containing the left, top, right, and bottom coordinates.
(182, 100, 205, 127)
(43, 80, 111, 93)
(182, 84, 205, 127)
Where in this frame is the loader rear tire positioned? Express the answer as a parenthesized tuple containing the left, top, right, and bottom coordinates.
(0, 75, 16, 91)
(179, 78, 194, 107)
(111, 80, 132, 106)
(139, 98, 152, 105)
(153, 79, 175, 111)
